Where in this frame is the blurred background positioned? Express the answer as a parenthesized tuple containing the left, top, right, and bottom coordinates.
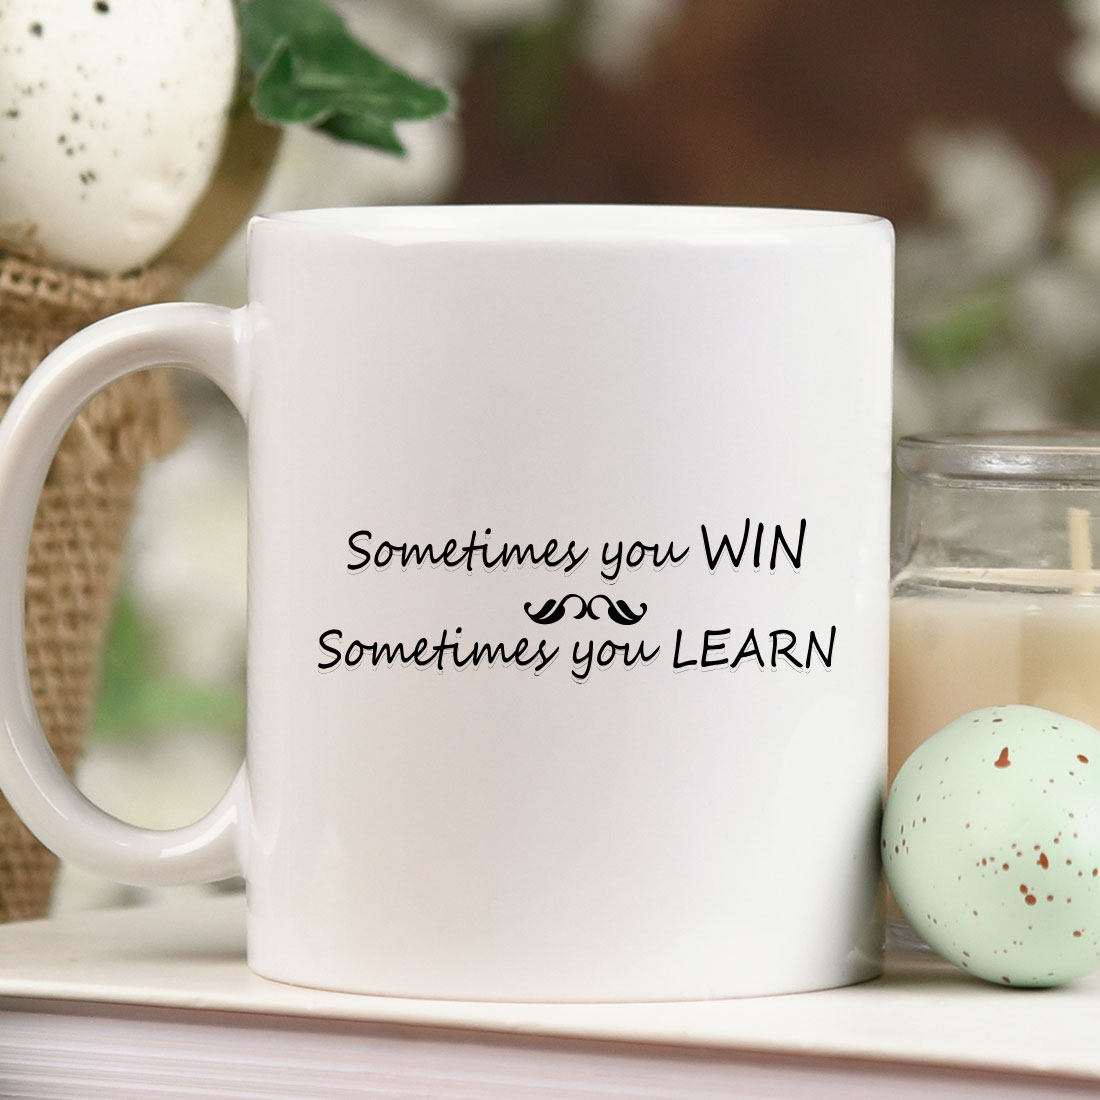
(56, 0, 1100, 908)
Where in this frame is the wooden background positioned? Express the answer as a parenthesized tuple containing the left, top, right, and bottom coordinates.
(454, 0, 1095, 225)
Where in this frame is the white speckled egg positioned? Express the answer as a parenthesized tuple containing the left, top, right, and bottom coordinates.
(884, 705, 1100, 987)
(0, 0, 237, 274)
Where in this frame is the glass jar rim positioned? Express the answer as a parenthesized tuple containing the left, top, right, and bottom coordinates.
(897, 430, 1100, 484)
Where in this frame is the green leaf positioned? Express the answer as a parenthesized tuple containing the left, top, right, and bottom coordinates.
(237, 0, 451, 155)
(238, 0, 346, 73)
(92, 592, 245, 743)
(902, 281, 1013, 376)
(493, 0, 586, 140)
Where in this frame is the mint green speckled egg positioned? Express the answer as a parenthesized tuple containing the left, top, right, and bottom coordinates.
(883, 705, 1100, 987)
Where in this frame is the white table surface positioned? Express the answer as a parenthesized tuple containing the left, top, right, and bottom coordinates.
(0, 895, 1096, 1080)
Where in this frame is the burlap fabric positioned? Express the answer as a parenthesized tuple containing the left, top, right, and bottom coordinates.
(0, 252, 185, 921)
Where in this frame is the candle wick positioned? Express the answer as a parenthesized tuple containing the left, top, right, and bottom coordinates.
(1068, 506, 1093, 594)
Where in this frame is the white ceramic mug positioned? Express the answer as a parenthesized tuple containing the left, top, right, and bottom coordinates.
(0, 206, 893, 1001)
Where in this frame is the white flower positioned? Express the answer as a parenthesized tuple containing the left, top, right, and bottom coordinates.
(895, 325, 1062, 438)
(1012, 259, 1100, 365)
(579, 0, 680, 81)
(1065, 0, 1100, 32)
(1062, 0, 1100, 113)
(896, 225, 984, 319)
(413, 0, 562, 33)
(891, 348, 940, 440)
(1063, 185, 1100, 274)
(1064, 34, 1100, 112)
(911, 128, 1052, 275)
(930, 355, 1059, 433)
(259, 118, 461, 214)
(126, 410, 247, 687)
(331, 0, 468, 83)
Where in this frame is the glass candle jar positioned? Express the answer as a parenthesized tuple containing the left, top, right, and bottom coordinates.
(889, 431, 1100, 787)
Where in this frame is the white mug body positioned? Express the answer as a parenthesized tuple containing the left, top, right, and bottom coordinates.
(239, 207, 894, 1001)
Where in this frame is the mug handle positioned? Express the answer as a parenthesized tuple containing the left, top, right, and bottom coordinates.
(0, 301, 248, 886)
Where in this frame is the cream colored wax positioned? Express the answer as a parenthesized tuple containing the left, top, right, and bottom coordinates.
(889, 584, 1100, 788)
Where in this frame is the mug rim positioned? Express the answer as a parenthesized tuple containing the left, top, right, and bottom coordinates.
(249, 204, 888, 243)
